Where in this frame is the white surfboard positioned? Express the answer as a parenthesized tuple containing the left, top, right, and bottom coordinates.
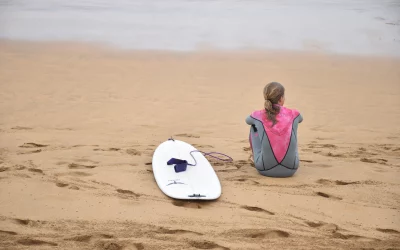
(152, 139, 221, 200)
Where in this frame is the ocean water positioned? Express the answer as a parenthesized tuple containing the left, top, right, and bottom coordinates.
(0, 0, 399, 56)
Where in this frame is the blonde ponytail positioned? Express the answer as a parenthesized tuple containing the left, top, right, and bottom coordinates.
(263, 82, 285, 126)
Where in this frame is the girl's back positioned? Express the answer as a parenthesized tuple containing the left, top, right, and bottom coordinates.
(246, 82, 303, 177)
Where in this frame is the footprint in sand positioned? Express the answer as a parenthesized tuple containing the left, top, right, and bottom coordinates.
(68, 163, 97, 169)
(134, 243, 145, 250)
(189, 240, 229, 250)
(19, 143, 48, 148)
(14, 165, 26, 170)
(133, 243, 144, 250)
(305, 221, 338, 233)
(18, 149, 42, 155)
(0, 167, 9, 172)
(65, 235, 92, 242)
(155, 227, 203, 236)
(56, 182, 69, 188)
(192, 144, 214, 149)
(222, 160, 247, 169)
(332, 232, 366, 240)
(242, 147, 251, 152)
(13, 173, 31, 179)
(99, 234, 114, 239)
(241, 205, 274, 215)
(297, 222, 372, 241)
(0, 230, 18, 236)
(11, 126, 33, 130)
(225, 229, 289, 239)
(216, 169, 237, 173)
(334, 180, 359, 185)
(28, 168, 44, 174)
(172, 200, 205, 209)
(56, 161, 69, 166)
(13, 218, 37, 226)
(234, 178, 248, 182)
(126, 149, 142, 156)
(73, 144, 99, 148)
(325, 152, 345, 158)
(316, 179, 360, 186)
(358, 147, 367, 152)
(91, 180, 116, 188)
(116, 189, 140, 198)
(305, 221, 324, 227)
(211, 161, 225, 167)
(376, 228, 400, 234)
(75, 159, 99, 164)
(96, 241, 123, 250)
(374, 167, 388, 173)
(315, 192, 342, 200)
(233, 160, 248, 169)
(65, 171, 93, 177)
(175, 133, 200, 138)
(360, 158, 388, 165)
(253, 230, 289, 238)
(94, 148, 121, 152)
(65, 234, 114, 243)
(17, 238, 58, 246)
(315, 192, 331, 198)
(308, 144, 337, 149)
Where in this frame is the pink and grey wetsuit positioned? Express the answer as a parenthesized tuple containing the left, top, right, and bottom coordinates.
(246, 106, 303, 177)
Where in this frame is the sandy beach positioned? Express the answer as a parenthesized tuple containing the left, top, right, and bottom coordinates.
(0, 40, 399, 249)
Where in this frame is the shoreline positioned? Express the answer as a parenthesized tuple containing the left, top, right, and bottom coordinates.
(2, 38, 400, 61)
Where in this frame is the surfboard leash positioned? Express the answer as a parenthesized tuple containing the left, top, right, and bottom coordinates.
(188, 150, 233, 167)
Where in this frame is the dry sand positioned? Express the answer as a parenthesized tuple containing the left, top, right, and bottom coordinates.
(0, 41, 399, 249)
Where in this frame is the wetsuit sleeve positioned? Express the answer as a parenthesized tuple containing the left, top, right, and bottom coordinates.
(246, 115, 255, 125)
(298, 113, 303, 123)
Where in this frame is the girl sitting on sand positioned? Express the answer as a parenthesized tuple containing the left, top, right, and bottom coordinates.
(245, 82, 303, 177)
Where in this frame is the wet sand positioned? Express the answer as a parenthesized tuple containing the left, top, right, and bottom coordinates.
(0, 41, 399, 249)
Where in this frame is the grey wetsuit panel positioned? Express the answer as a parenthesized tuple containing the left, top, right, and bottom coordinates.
(246, 113, 303, 177)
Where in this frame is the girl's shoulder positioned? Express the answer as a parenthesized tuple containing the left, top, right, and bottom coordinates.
(280, 106, 300, 117)
(250, 109, 266, 119)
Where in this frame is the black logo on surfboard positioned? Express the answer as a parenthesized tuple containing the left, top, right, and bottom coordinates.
(166, 179, 186, 186)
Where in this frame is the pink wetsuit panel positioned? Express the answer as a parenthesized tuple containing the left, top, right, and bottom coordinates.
(251, 107, 299, 163)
